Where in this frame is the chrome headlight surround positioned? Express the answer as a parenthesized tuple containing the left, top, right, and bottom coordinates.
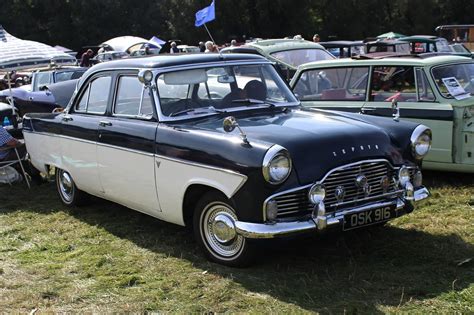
(410, 125, 432, 160)
(262, 145, 292, 185)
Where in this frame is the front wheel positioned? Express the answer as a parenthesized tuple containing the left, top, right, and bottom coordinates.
(193, 191, 256, 267)
(55, 168, 89, 206)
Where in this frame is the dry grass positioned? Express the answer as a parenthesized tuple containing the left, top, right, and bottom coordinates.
(0, 171, 472, 313)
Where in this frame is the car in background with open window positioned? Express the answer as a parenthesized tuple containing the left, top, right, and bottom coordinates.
(290, 54, 474, 173)
(221, 38, 335, 81)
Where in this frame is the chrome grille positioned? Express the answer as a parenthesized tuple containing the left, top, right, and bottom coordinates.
(323, 161, 398, 209)
(266, 160, 405, 219)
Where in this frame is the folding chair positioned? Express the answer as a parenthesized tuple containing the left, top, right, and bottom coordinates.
(0, 144, 30, 188)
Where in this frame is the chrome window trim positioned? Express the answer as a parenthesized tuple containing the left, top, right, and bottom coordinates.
(262, 158, 401, 221)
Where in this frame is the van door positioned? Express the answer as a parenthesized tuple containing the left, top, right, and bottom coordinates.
(364, 66, 453, 163)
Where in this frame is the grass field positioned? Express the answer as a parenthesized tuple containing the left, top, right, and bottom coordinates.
(0, 171, 473, 313)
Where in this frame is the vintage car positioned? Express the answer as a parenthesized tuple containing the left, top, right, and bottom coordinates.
(319, 41, 365, 58)
(398, 35, 473, 58)
(365, 39, 411, 54)
(291, 54, 474, 173)
(0, 67, 85, 131)
(221, 38, 334, 81)
(23, 54, 430, 266)
(91, 51, 129, 64)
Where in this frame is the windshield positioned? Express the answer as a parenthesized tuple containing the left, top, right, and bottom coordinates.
(432, 63, 474, 98)
(270, 49, 334, 68)
(55, 70, 86, 83)
(156, 64, 298, 118)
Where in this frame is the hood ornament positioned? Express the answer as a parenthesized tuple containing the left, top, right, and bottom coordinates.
(223, 116, 250, 145)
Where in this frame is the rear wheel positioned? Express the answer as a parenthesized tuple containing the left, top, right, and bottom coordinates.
(193, 191, 256, 267)
(55, 168, 89, 206)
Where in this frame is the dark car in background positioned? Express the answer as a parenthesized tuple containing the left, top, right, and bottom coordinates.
(319, 41, 365, 58)
(0, 66, 85, 133)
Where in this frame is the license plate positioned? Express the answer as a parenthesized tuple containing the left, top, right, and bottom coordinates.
(343, 205, 397, 231)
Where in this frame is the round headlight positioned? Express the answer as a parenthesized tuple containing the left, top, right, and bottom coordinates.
(262, 145, 292, 185)
(308, 184, 325, 204)
(411, 125, 432, 160)
(398, 166, 410, 187)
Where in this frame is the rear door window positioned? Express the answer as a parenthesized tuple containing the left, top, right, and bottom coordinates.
(74, 76, 111, 114)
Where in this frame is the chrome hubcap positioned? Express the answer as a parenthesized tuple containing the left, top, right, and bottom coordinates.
(202, 203, 243, 258)
(59, 170, 73, 202)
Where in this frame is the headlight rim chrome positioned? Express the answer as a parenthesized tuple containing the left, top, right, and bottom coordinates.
(262, 144, 292, 185)
(410, 125, 432, 160)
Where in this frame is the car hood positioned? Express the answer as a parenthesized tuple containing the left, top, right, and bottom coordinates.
(188, 108, 403, 184)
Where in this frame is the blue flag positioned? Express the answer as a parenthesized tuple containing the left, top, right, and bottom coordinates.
(195, 1, 215, 27)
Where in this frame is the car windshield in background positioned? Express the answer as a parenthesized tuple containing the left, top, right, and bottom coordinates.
(157, 64, 298, 118)
(293, 67, 369, 102)
(56, 70, 86, 83)
(432, 63, 474, 98)
(270, 49, 334, 68)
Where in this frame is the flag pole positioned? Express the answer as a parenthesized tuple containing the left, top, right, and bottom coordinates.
(203, 23, 220, 52)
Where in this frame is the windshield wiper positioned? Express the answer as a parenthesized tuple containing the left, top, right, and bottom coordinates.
(231, 98, 276, 108)
(169, 106, 226, 117)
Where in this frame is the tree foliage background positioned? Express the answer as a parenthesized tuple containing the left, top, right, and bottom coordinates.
(1, 0, 473, 51)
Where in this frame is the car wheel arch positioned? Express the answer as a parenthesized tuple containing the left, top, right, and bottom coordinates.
(182, 184, 236, 228)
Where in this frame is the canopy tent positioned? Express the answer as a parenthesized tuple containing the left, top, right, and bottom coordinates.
(376, 32, 406, 39)
(0, 25, 76, 71)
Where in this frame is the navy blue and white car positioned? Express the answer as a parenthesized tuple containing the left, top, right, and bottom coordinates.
(23, 54, 431, 266)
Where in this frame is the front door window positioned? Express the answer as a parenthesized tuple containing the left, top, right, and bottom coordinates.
(370, 66, 416, 102)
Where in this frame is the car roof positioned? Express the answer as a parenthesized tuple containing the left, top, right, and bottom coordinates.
(245, 38, 326, 53)
(297, 54, 472, 70)
(399, 35, 443, 43)
(366, 39, 408, 46)
(319, 41, 364, 48)
(88, 53, 268, 72)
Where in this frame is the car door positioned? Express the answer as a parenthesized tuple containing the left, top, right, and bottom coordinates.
(364, 65, 453, 163)
(292, 66, 369, 113)
(60, 73, 113, 195)
(96, 73, 160, 215)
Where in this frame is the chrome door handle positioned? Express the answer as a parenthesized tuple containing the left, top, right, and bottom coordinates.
(62, 115, 73, 122)
(99, 120, 112, 127)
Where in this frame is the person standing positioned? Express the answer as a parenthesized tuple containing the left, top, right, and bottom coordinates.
(80, 49, 94, 67)
(313, 34, 321, 43)
(170, 42, 179, 53)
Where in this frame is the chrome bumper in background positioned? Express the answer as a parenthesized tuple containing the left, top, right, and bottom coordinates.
(235, 187, 429, 239)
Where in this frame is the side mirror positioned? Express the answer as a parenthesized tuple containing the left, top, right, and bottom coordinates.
(223, 116, 249, 145)
(223, 116, 237, 133)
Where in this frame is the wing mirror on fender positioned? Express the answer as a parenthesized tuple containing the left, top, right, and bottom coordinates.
(223, 116, 250, 145)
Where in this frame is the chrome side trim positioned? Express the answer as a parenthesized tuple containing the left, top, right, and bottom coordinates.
(155, 154, 248, 179)
(24, 130, 248, 185)
(24, 130, 153, 157)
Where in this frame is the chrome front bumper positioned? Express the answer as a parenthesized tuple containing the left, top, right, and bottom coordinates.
(235, 187, 429, 239)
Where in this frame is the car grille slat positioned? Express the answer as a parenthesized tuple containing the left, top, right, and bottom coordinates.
(266, 160, 407, 219)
